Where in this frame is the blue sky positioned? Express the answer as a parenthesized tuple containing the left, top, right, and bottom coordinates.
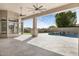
(23, 9, 79, 28)
(23, 14, 56, 28)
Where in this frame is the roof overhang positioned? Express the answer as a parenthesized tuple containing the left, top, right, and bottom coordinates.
(22, 3, 79, 20)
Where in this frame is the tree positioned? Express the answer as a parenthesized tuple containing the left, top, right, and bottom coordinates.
(49, 25, 56, 28)
(55, 11, 77, 27)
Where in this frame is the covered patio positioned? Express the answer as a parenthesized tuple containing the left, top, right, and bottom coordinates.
(0, 3, 79, 56)
(0, 3, 79, 37)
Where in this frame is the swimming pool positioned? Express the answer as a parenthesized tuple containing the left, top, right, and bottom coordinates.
(63, 34, 79, 38)
(48, 32, 79, 38)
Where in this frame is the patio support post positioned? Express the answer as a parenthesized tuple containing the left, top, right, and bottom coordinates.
(32, 17, 38, 37)
(21, 21, 24, 34)
(18, 18, 22, 35)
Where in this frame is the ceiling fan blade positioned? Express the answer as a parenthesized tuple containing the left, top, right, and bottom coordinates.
(33, 5, 37, 9)
(36, 3, 39, 8)
(39, 5, 43, 9)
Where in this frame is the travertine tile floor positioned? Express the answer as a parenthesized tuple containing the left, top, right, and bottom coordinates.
(28, 33, 78, 56)
(0, 33, 78, 56)
(0, 35, 62, 56)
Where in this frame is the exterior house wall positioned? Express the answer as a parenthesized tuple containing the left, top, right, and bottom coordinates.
(0, 10, 20, 38)
(7, 11, 19, 37)
(0, 10, 7, 38)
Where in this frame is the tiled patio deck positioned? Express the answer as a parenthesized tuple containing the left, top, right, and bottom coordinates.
(0, 34, 62, 56)
(0, 33, 78, 56)
(28, 33, 78, 56)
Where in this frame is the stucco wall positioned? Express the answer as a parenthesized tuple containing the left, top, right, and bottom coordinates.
(0, 10, 19, 38)
(0, 10, 7, 38)
(52, 27, 79, 34)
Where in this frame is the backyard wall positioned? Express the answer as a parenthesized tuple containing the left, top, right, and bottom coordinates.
(52, 27, 79, 34)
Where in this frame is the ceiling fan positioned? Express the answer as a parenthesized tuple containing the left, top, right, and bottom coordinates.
(27, 4, 47, 13)
(19, 7, 26, 16)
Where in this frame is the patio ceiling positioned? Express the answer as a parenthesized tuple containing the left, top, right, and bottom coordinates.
(0, 3, 68, 18)
(22, 3, 79, 20)
(0, 3, 79, 20)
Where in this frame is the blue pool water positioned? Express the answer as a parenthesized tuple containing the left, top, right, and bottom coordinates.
(48, 32, 79, 38)
(63, 34, 79, 38)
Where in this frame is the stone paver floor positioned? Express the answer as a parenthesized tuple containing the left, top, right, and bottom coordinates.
(28, 33, 78, 56)
(0, 34, 62, 56)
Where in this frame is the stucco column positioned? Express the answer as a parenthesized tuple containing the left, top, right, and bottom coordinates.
(32, 17, 38, 37)
(18, 18, 21, 35)
(14, 23, 16, 33)
(78, 29, 79, 56)
(21, 21, 24, 34)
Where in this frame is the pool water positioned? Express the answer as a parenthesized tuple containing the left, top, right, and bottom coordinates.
(63, 34, 79, 38)
(48, 32, 79, 38)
